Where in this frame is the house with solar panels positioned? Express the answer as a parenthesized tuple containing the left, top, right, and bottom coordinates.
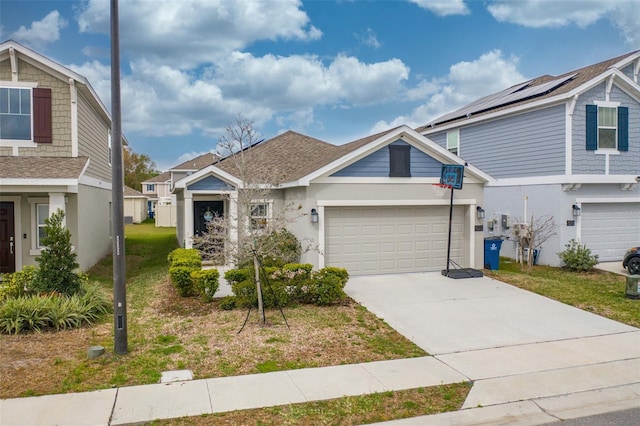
(418, 51, 640, 266)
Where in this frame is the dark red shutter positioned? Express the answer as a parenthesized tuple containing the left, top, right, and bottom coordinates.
(33, 88, 52, 143)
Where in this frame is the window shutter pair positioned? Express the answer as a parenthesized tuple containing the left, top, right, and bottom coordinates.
(33, 88, 52, 144)
(585, 104, 628, 151)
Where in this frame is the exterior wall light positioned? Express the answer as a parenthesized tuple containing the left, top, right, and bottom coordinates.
(310, 208, 319, 223)
(572, 204, 581, 217)
(476, 206, 485, 219)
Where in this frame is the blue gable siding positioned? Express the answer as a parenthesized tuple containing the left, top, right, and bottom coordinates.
(331, 140, 442, 177)
(573, 83, 639, 175)
(187, 175, 232, 191)
(458, 104, 566, 178)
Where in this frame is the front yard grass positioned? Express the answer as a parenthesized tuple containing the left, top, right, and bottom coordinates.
(0, 223, 427, 400)
(484, 257, 640, 328)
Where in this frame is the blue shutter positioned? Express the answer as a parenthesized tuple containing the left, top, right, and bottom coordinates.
(618, 106, 628, 152)
(585, 104, 597, 151)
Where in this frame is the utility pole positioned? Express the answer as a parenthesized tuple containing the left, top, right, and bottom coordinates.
(111, 0, 127, 354)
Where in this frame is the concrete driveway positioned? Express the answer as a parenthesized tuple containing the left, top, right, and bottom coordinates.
(345, 272, 640, 411)
(345, 272, 635, 355)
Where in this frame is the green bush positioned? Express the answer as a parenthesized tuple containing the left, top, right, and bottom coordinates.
(0, 283, 111, 334)
(33, 210, 85, 296)
(239, 229, 302, 268)
(0, 266, 38, 301)
(224, 268, 250, 285)
(218, 295, 236, 310)
(168, 248, 202, 269)
(191, 269, 220, 302)
(557, 239, 599, 271)
(169, 266, 197, 297)
(228, 264, 348, 308)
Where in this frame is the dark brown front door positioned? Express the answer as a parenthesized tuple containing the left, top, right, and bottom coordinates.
(0, 202, 16, 274)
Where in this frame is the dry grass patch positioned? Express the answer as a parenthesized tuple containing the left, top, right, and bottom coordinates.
(1, 275, 426, 399)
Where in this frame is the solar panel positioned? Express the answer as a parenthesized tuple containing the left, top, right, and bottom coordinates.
(428, 73, 576, 126)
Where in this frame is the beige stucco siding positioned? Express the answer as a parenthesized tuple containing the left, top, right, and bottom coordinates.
(76, 184, 112, 270)
(77, 91, 112, 181)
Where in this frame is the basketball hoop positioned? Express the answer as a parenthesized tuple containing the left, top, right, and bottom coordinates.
(431, 183, 451, 197)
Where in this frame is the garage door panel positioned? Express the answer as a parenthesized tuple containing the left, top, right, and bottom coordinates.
(325, 206, 465, 275)
(581, 203, 640, 262)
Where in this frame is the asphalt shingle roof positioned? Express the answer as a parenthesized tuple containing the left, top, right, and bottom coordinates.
(0, 156, 89, 179)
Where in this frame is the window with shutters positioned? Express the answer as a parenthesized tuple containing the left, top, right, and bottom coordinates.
(0, 86, 52, 143)
(389, 145, 411, 177)
(586, 103, 628, 152)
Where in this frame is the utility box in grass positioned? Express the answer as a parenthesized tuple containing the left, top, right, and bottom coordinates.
(626, 275, 639, 299)
(484, 238, 503, 270)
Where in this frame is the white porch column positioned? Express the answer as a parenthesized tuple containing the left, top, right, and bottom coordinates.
(184, 192, 194, 248)
(228, 192, 238, 248)
(48, 193, 67, 226)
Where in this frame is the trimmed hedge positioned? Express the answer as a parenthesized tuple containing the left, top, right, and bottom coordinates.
(228, 264, 348, 308)
(168, 248, 220, 300)
(191, 269, 220, 302)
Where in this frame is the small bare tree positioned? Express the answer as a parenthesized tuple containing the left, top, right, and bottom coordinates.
(512, 215, 558, 272)
(192, 115, 307, 324)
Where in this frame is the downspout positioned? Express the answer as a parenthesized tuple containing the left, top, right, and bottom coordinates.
(9, 47, 18, 81)
(69, 79, 79, 157)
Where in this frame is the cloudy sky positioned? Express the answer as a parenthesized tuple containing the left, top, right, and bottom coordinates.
(2, 0, 639, 171)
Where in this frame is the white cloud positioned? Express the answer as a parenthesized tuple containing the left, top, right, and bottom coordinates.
(486, 0, 640, 48)
(357, 28, 381, 49)
(409, 0, 470, 16)
(77, 0, 321, 67)
(371, 50, 525, 132)
(11, 10, 67, 49)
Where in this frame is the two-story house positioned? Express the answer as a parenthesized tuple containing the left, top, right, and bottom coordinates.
(0, 40, 117, 273)
(419, 51, 640, 266)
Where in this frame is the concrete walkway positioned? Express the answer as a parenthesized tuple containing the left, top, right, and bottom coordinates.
(1, 273, 639, 425)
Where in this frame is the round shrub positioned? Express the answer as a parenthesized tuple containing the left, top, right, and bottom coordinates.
(308, 273, 346, 305)
(224, 268, 250, 285)
(191, 269, 220, 302)
(218, 295, 236, 310)
(169, 266, 196, 297)
(557, 239, 599, 271)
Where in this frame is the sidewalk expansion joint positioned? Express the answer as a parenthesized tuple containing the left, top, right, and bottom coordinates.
(108, 387, 119, 426)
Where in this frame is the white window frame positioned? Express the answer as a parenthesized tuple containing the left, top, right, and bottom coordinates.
(249, 201, 272, 231)
(0, 83, 38, 147)
(446, 130, 459, 155)
(28, 197, 49, 254)
(594, 100, 620, 153)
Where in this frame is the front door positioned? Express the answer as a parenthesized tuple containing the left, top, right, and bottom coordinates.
(0, 202, 16, 274)
(193, 201, 224, 237)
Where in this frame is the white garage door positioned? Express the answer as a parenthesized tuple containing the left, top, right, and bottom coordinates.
(581, 203, 640, 262)
(325, 206, 464, 275)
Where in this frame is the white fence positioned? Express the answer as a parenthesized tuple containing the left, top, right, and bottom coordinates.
(155, 204, 177, 227)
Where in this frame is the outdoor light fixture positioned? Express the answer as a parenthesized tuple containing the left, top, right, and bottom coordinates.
(476, 206, 485, 219)
(310, 208, 319, 223)
(572, 204, 581, 217)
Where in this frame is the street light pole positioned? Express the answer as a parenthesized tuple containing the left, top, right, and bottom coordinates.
(111, 0, 127, 355)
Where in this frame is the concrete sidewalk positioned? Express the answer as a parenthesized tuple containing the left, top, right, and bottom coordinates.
(1, 273, 639, 425)
(1, 357, 468, 425)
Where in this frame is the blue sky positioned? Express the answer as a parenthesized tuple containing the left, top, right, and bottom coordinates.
(2, 0, 639, 171)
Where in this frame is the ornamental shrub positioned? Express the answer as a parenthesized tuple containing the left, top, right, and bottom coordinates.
(557, 239, 599, 271)
(33, 210, 86, 296)
(0, 266, 38, 301)
(224, 268, 250, 285)
(169, 266, 196, 296)
(168, 248, 202, 268)
(191, 269, 220, 302)
(0, 283, 111, 334)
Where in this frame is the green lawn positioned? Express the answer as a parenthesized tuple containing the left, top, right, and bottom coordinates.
(484, 257, 640, 328)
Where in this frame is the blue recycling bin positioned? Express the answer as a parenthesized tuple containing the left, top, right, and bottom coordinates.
(484, 238, 503, 270)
